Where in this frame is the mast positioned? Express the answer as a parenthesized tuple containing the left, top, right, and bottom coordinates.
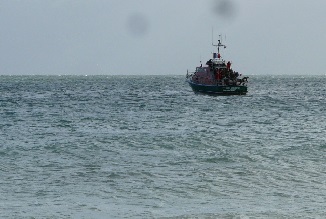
(212, 31, 226, 59)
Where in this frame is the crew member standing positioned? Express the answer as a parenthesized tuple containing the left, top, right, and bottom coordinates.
(227, 61, 231, 71)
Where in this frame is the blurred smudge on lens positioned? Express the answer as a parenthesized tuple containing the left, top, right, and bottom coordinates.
(126, 13, 150, 37)
(212, 0, 237, 20)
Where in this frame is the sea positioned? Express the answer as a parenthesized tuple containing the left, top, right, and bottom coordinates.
(0, 75, 325, 219)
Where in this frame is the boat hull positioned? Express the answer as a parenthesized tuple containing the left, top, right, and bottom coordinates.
(187, 80, 247, 95)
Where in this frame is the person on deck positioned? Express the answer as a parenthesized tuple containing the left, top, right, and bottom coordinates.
(227, 61, 231, 70)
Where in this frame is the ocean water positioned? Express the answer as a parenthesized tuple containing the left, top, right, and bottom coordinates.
(0, 75, 325, 218)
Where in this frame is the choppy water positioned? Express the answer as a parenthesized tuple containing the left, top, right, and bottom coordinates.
(0, 75, 326, 218)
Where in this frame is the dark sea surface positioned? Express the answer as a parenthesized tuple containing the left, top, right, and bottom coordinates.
(0, 75, 325, 218)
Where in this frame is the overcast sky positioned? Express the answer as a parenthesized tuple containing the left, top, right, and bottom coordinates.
(1, 0, 326, 75)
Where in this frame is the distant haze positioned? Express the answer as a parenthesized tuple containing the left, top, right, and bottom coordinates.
(1, 0, 326, 75)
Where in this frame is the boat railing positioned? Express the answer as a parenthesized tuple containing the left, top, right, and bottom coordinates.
(187, 69, 248, 86)
(186, 70, 195, 80)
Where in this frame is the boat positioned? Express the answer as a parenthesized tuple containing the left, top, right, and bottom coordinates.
(186, 35, 248, 95)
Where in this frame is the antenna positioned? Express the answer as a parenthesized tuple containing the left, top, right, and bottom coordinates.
(212, 27, 214, 46)
(212, 32, 227, 55)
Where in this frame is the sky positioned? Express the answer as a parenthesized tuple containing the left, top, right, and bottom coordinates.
(1, 0, 326, 75)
